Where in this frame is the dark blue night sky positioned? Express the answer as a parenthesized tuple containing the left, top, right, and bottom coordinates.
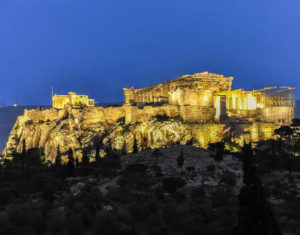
(1, 0, 299, 105)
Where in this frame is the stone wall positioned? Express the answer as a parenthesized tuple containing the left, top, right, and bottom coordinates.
(124, 105, 215, 124)
(82, 106, 126, 124)
(179, 106, 215, 123)
(124, 72, 233, 105)
(262, 107, 294, 125)
(169, 89, 213, 106)
(124, 105, 179, 124)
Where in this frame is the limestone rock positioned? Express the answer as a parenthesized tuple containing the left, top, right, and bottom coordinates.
(3, 106, 278, 163)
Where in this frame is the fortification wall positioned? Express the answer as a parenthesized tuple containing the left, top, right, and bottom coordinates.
(125, 105, 179, 124)
(124, 105, 216, 124)
(82, 106, 126, 124)
(262, 107, 294, 124)
(226, 109, 261, 119)
(25, 108, 62, 122)
(179, 106, 215, 123)
(169, 89, 213, 106)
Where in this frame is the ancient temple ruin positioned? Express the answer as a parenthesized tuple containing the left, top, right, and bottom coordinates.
(52, 92, 95, 109)
(123, 72, 295, 124)
(4, 72, 296, 159)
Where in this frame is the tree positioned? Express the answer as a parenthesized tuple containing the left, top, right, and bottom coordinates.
(291, 118, 300, 127)
(55, 145, 62, 168)
(209, 142, 224, 165)
(176, 151, 184, 168)
(66, 148, 75, 176)
(122, 141, 127, 155)
(81, 148, 89, 167)
(133, 137, 138, 153)
(235, 143, 281, 235)
(162, 177, 186, 192)
(92, 134, 103, 163)
(26, 147, 42, 179)
(274, 125, 294, 141)
(140, 136, 148, 151)
(21, 139, 26, 177)
(80, 148, 91, 176)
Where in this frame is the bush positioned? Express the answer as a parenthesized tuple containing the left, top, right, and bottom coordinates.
(125, 163, 147, 175)
(101, 157, 121, 169)
(191, 187, 206, 199)
(220, 171, 236, 186)
(10, 208, 29, 227)
(155, 188, 165, 200)
(25, 120, 33, 126)
(171, 191, 186, 202)
(155, 114, 169, 122)
(186, 166, 195, 172)
(211, 189, 232, 207)
(163, 177, 186, 192)
(206, 164, 216, 172)
(64, 215, 84, 235)
(129, 203, 147, 221)
(177, 152, 184, 168)
(94, 212, 121, 234)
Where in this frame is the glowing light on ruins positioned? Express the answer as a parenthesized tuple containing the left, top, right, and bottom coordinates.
(123, 72, 296, 125)
(52, 92, 95, 109)
(3, 72, 296, 160)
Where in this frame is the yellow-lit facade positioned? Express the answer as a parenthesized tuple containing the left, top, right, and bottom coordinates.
(52, 92, 95, 109)
(124, 72, 295, 125)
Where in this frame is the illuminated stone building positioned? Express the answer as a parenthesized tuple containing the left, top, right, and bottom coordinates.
(124, 72, 295, 124)
(52, 92, 95, 109)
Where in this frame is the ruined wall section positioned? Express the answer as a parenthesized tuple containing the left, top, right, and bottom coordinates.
(82, 106, 126, 124)
(124, 72, 233, 106)
(124, 104, 216, 124)
(179, 106, 215, 123)
(124, 105, 179, 124)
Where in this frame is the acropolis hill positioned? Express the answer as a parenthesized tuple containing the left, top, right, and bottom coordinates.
(3, 72, 296, 162)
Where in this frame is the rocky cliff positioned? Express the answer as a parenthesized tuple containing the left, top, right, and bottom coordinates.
(3, 105, 279, 163)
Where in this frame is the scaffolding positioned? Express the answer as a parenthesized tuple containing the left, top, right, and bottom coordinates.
(256, 87, 296, 108)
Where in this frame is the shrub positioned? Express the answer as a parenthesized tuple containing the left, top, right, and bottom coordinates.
(64, 216, 84, 235)
(25, 120, 33, 126)
(94, 212, 121, 234)
(145, 201, 158, 214)
(151, 149, 162, 158)
(191, 187, 206, 199)
(125, 163, 147, 175)
(101, 157, 121, 169)
(155, 188, 165, 200)
(186, 166, 195, 172)
(177, 152, 184, 168)
(129, 204, 146, 221)
(163, 177, 186, 192)
(206, 164, 216, 172)
(117, 117, 125, 124)
(171, 191, 186, 202)
(61, 123, 69, 130)
(211, 189, 232, 207)
(220, 171, 236, 186)
(155, 114, 169, 122)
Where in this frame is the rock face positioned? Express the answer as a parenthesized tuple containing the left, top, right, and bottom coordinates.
(3, 105, 279, 163)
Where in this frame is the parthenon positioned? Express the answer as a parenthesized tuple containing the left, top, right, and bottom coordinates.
(123, 72, 295, 124)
